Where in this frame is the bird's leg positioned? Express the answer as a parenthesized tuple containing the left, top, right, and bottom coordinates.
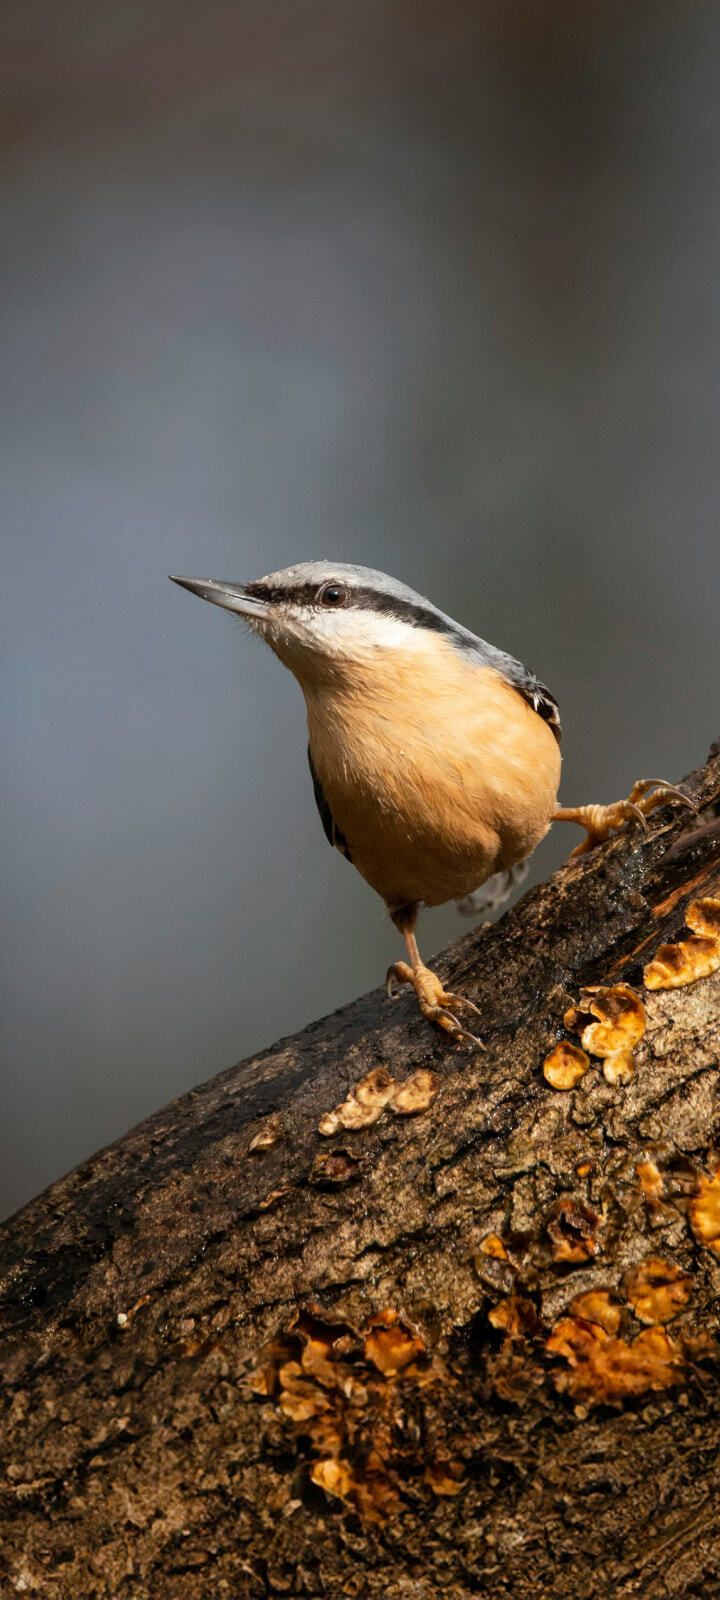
(553, 778, 696, 859)
(387, 907, 483, 1047)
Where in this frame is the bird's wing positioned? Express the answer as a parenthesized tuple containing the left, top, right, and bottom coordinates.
(479, 647, 562, 742)
(514, 678, 562, 743)
(307, 746, 353, 860)
(447, 619, 562, 744)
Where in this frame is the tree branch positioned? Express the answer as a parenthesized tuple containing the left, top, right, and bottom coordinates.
(2, 743, 720, 1599)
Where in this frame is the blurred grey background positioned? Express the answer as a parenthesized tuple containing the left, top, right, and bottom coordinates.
(2, 1, 718, 1221)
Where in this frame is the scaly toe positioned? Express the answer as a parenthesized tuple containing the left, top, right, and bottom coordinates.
(388, 960, 483, 1046)
(561, 779, 697, 860)
(422, 1003, 483, 1048)
(568, 799, 646, 858)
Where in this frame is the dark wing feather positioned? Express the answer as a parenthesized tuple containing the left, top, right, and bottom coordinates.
(307, 747, 353, 860)
(517, 680, 562, 743)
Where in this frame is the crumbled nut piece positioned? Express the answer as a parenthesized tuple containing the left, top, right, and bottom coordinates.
(353, 1067, 398, 1107)
(389, 1068, 438, 1115)
(637, 1159, 664, 1202)
(319, 1066, 396, 1134)
(543, 1041, 590, 1090)
(319, 1063, 440, 1134)
(564, 983, 645, 1084)
(547, 1197, 603, 1264)
(570, 1290, 622, 1336)
(277, 1358, 303, 1387)
(317, 1109, 340, 1136)
(318, 1098, 383, 1134)
(248, 1114, 283, 1152)
(686, 898, 720, 936)
(478, 1233, 509, 1260)
(563, 983, 643, 1048)
(548, 1317, 682, 1404)
(601, 1051, 635, 1085)
(308, 1149, 362, 1185)
(254, 1302, 453, 1522)
(364, 1311, 426, 1375)
(425, 1459, 465, 1496)
(644, 897, 720, 989)
(279, 1382, 324, 1423)
(295, 1309, 359, 1362)
(624, 1258, 692, 1324)
(258, 1186, 291, 1210)
(353, 1473, 401, 1522)
(488, 1295, 537, 1338)
(250, 1362, 276, 1397)
(297, 1339, 340, 1392)
(311, 1458, 353, 1499)
(338, 1099, 385, 1129)
(689, 1166, 720, 1254)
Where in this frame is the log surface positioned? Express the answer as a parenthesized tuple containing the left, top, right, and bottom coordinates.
(2, 746, 720, 1599)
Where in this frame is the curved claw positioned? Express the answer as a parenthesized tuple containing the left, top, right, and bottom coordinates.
(624, 801, 649, 831)
(628, 779, 698, 814)
(430, 1006, 484, 1049)
(628, 777, 670, 798)
(447, 1019, 484, 1048)
(387, 959, 413, 999)
(453, 1020, 485, 1048)
(443, 989, 483, 1020)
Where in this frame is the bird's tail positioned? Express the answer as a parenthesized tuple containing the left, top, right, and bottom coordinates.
(455, 860, 529, 918)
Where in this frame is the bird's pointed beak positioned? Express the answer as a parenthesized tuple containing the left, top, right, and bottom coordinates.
(169, 576, 268, 618)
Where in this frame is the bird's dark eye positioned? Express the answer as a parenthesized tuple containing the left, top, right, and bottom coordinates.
(318, 582, 348, 607)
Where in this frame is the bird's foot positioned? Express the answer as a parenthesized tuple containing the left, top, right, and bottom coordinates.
(555, 779, 696, 859)
(387, 960, 483, 1047)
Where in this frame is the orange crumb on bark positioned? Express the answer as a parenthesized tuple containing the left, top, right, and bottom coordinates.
(543, 1041, 590, 1090)
(689, 1166, 720, 1254)
(624, 1257, 692, 1324)
(644, 897, 720, 990)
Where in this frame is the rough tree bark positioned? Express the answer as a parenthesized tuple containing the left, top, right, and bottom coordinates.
(2, 745, 720, 1600)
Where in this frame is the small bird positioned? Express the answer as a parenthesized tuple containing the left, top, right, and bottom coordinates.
(171, 563, 692, 1044)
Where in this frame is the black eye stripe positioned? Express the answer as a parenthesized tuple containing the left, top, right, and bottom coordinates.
(244, 580, 451, 630)
(244, 581, 323, 606)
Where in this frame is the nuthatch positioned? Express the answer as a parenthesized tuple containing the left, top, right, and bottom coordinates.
(171, 562, 693, 1045)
